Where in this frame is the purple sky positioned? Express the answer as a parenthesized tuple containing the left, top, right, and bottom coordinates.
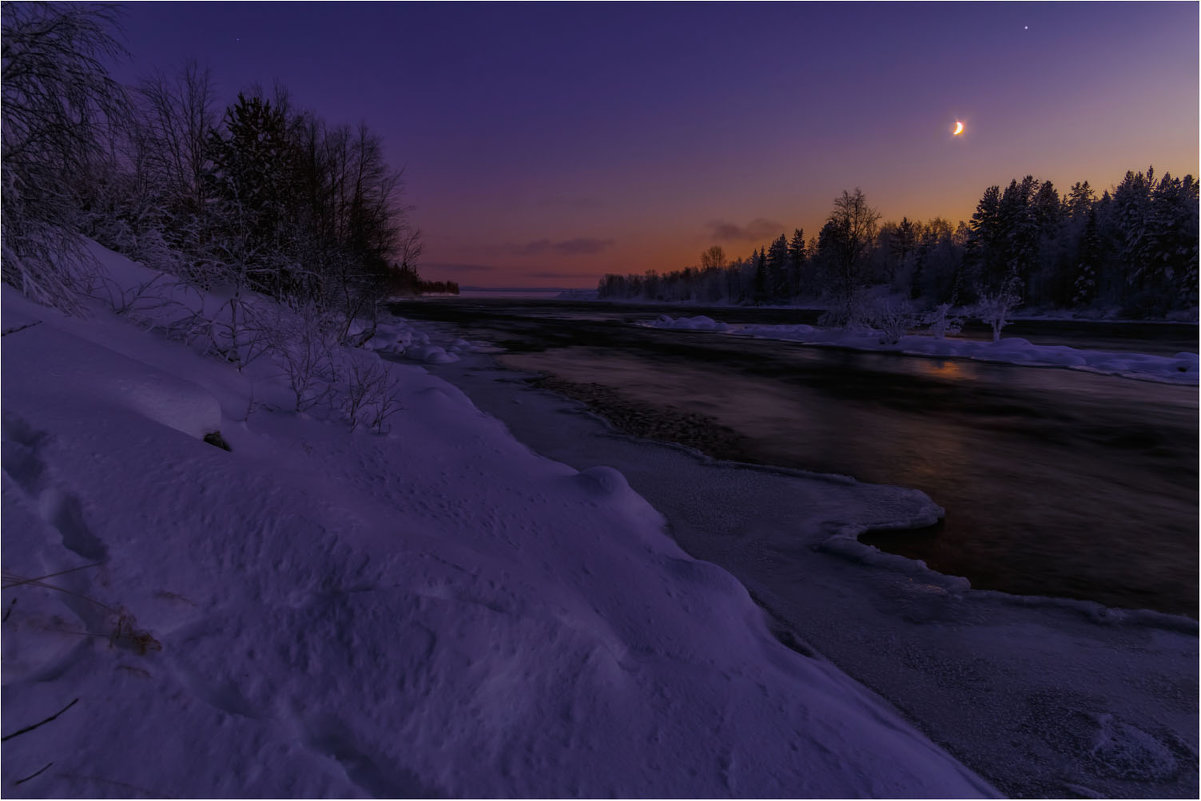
(108, 2, 1198, 288)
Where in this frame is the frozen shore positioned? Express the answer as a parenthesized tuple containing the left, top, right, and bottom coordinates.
(391, 315, 1200, 799)
(646, 314, 1199, 385)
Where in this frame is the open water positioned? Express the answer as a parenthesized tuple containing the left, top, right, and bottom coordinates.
(392, 299, 1199, 617)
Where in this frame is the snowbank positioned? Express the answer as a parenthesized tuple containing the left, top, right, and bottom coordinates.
(362, 319, 472, 364)
(646, 315, 1199, 385)
(1, 245, 994, 797)
(651, 312, 730, 332)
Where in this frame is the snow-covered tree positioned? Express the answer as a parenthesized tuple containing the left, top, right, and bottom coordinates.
(1144, 172, 1199, 306)
(1112, 167, 1155, 291)
(861, 295, 915, 345)
(1, 3, 128, 311)
(921, 302, 962, 340)
(974, 281, 1021, 342)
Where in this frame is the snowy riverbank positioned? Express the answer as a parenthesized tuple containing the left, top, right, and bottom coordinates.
(645, 314, 1199, 385)
(1, 244, 995, 797)
(407, 342, 1201, 798)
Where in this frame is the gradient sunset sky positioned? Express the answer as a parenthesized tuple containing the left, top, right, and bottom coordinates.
(109, 2, 1199, 288)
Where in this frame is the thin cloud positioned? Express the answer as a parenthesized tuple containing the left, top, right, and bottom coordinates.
(537, 195, 604, 210)
(510, 237, 615, 256)
(419, 262, 500, 275)
(705, 218, 785, 242)
(526, 270, 590, 280)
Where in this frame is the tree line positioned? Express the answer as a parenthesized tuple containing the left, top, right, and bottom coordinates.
(1, 3, 449, 338)
(599, 169, 1198, 320)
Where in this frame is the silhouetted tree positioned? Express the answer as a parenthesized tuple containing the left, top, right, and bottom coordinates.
(787, 228, 807, 295)
(700, 245, 727, 270)
(822, 188, 880, 312)
(752, 248, 767, 303)
(1072, 207, 1101, 307)
(596, 168, 1194, 317)
(766, 233, 790, 298)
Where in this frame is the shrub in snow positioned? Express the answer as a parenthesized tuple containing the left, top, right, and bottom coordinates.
(202, 294, 275, 369)
(93, 272, 183, 319)
(268, 307, 339, 413)
(339, 350, 404, 433)
(252, 299, 405, 431)
(974, 284, 1022, 343)
(823, 290, 886, 334)
(2, 564, 161, 656)
(860, 296, 916, 345)
(921, 303, 963, 340)
(84, 243, 411, 430)
(817, 302, 852, 329)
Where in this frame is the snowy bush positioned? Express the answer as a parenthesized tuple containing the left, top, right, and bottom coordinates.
(974, 285, 1022, 342)
(338, 351, 404, 433)
(817, 302, 853, 329)
(247, 297, 405, 430)
(818, 294, 863, 330)
(921, 303, 963, 340)
(94, 272, 175, 318)
(860, 296, 916, 344)
(264, 303, 340, 412)
(202, 294, 272, 369)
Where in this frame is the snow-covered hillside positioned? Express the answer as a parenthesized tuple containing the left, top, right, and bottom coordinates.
(1, 245, 995, 796)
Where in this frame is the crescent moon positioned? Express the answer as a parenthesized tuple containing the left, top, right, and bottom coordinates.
(953, 121, 964, 135)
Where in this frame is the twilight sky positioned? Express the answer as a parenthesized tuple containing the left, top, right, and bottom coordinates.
(108, 2, 1198, 288)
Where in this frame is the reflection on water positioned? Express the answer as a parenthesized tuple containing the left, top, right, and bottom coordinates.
(500, 342, 1198, 617)
(914, 358, 968, 380)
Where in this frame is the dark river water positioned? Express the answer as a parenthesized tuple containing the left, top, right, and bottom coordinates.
(391, 299, 1199, 617)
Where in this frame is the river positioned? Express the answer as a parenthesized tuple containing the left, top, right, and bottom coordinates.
(389, 298, 1198, 618)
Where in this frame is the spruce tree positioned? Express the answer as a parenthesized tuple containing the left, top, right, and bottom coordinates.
(766, 233, 789, 300)
(753, 248, 767, 304)
(787, 228, 806, 295)
(205, 93, 296, 297)
(966, 185, 1003, 298)
(1072, 208, 1101, 307)
(997, 176, 1040, 297)
(1066, 181, 1095, 220)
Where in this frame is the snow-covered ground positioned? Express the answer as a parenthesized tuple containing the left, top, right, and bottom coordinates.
(2, 244, 996, 796)
(645, 315, 1199, 385)
(407, 333, 1200, 799)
